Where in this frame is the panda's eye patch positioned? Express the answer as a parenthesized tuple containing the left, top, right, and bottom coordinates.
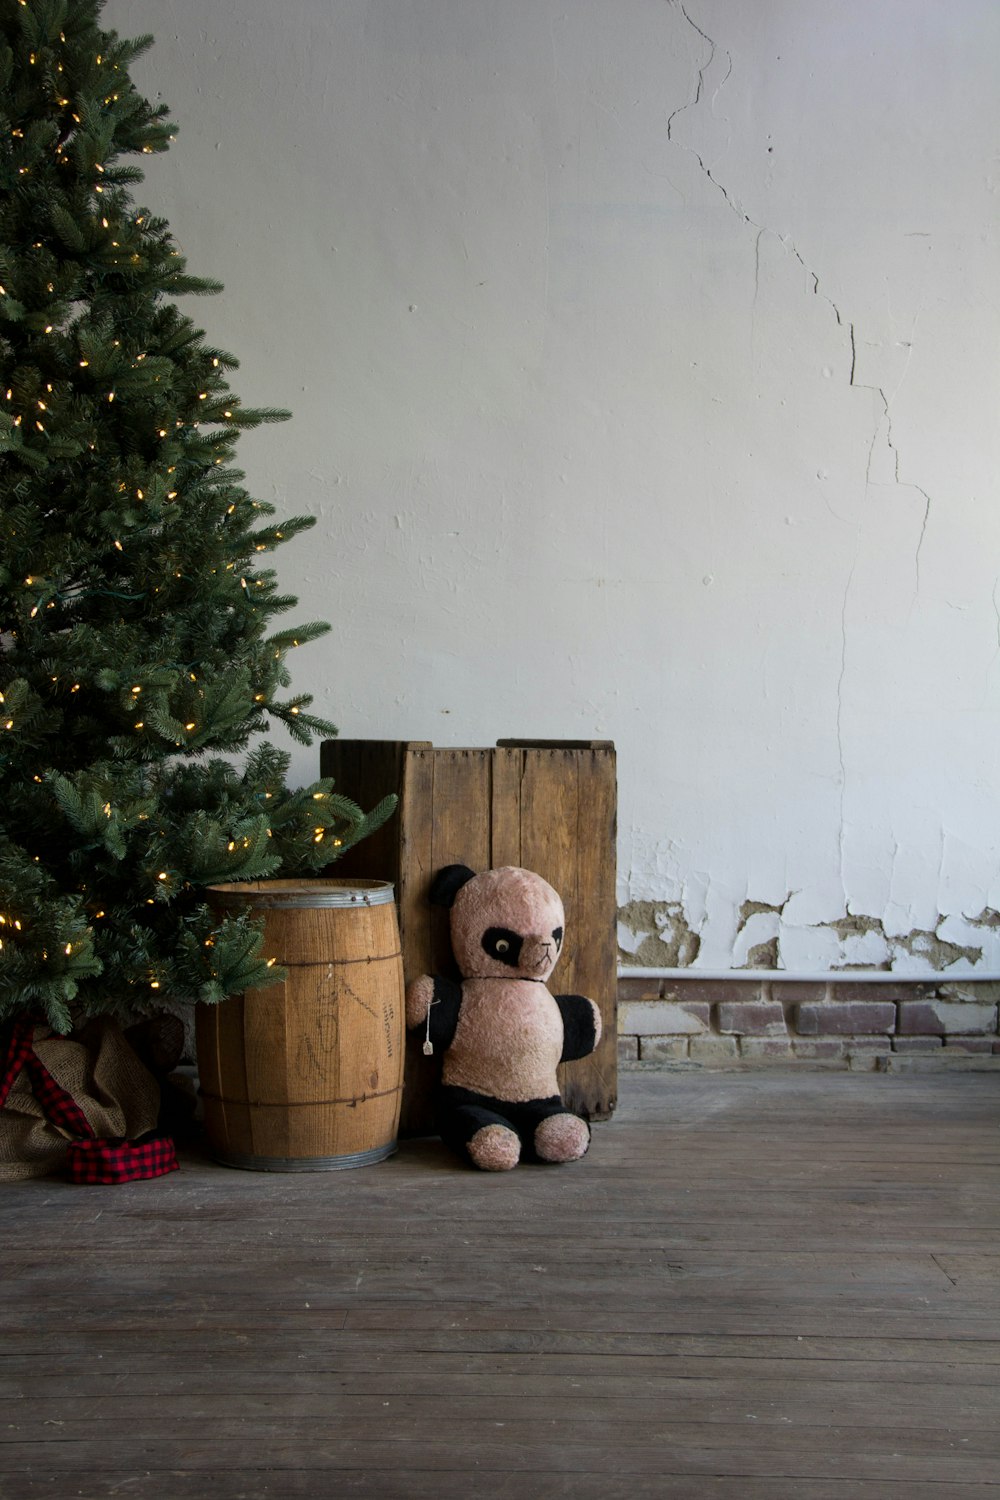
(483, 927, 523, 966)
(553, 926, 563, 950)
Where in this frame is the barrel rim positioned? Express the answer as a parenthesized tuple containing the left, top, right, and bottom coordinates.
(206, 1142, 398, 1172)
(207, 877, 395, 909)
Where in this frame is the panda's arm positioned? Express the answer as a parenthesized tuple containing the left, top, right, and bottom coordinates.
(425, 975, 464, 1052)
(553, 994, 602, 1061)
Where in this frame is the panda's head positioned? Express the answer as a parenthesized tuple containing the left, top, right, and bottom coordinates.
(430, 865, 565, 981)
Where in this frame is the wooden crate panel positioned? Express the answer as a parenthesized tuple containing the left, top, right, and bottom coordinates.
(320, 739, 617, 1130)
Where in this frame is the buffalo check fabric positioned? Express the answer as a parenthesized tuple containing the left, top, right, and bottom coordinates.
(0, 1018, 178, 1183)
(66, 1133, 179, 1184)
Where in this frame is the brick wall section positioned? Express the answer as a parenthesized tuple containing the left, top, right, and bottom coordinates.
(617, 977, 1000, 1071)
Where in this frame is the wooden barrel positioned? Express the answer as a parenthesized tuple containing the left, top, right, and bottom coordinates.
(195, 879, 404, 1171)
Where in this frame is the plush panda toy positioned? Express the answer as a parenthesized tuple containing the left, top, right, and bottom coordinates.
(405, 864, 602, 1171)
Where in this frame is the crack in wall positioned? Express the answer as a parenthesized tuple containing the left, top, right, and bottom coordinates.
(666, 2, 941, 908)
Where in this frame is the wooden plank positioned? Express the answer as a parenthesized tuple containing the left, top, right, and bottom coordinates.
(489, 745, 523, 869)
(397, 745, 437, 1136)
(566, 743, 617, 1117)
(6, 1352, 1000, 1396)
(9, 1475, 999, 1500)
(511, 743, 617, 1118)
(4, 1378, 999, 1430)
(318, 738, 421, 886)
(1, 1430, 997, 1482)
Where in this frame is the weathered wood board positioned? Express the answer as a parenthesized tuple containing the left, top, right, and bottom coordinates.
(320, 739, 618, 1133)
(3, 1073, 1000, 1499)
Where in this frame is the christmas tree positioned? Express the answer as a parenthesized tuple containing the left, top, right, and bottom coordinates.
(0, 0, 395, 1033)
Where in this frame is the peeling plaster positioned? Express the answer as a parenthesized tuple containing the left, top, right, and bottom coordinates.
(617, 899, 701, 968)
(745, 938, 780, 969)
(617, 899, 1000, 974)
(737, 897, 788, 929)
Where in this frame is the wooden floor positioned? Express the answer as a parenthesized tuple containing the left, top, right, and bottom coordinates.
(3, 1070, 1000, 1499)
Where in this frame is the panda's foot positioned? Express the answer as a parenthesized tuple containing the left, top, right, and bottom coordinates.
(535, 1112, 590, 1163)
(468, 1123, 521, 1172)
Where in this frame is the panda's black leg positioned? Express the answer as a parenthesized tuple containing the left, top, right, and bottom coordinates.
(437, 1101, 521, 1172)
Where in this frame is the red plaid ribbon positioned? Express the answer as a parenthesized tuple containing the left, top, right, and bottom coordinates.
(0, 1018, 178, 1183)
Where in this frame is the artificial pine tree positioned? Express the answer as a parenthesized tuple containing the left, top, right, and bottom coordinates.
(0, 0, 395, 1033)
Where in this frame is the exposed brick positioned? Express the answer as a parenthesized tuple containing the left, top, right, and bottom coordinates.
(937, 981, 1000, 1003)
(846, 1037, 892, 1055)
(717, 1000, 787, 1037)
(792, 1039, 850, 1060)
(831, 982, 921, 1004)
(848, 1051, 883, 1072)
(793, 1000, 896, 1036)
(897, 1000, 998, 1036)
(772, 982, 828, 1003)
(618, 1000, 710, 1037)
(740, 1037, 794, 1060)
(616, 976, 664, 1002)
(662, 979, 763, 1005)
(892, 1036, 944, 1053)
(887, 1053, 1000, 1073)
(944, 1037, 995, 1054)
(617, 1036, 639, 1064)
(639, 1035, 690, 1063)
(688, 1034, 739, 1063)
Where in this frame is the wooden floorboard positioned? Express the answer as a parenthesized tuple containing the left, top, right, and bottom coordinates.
(3, 1071, 999, 1498)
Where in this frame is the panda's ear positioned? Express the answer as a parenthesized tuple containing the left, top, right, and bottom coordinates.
(429, 864, 476, 908)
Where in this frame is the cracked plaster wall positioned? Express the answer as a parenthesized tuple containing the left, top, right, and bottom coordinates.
(111, 0, 1000, 976)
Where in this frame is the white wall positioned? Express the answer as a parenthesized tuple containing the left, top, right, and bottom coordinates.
(107, 0, 1000, 976)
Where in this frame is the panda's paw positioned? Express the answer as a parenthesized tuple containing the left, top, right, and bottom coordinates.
(535, 1112, 590, 1163)
(468, 1123, 521, 1171)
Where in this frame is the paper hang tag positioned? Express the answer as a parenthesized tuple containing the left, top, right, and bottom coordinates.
(422, 1039, 434, 1057)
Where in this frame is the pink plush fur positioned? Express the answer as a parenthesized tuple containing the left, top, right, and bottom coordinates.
(406, 865, 603, 1170)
